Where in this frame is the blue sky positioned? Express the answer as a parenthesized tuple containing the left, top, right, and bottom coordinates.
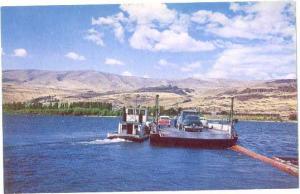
(1, 1, 296, 80)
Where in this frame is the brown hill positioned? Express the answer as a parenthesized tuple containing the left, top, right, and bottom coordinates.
(2, 70, 297, 119)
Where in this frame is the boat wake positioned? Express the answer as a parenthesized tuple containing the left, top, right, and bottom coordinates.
(78, 138, 131, 145)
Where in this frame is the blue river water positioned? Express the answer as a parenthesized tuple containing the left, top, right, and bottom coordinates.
(3, 114, 299, 192)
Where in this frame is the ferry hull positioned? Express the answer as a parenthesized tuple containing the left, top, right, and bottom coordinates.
(150, 133, 238, 149)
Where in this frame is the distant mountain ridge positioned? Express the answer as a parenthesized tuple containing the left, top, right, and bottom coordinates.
(3, 69, 265, 92)
(3, 69, 168, 92)
(2, 69, 297, 119)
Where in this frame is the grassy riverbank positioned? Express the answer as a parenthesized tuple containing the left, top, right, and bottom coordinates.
(3, 108, 121, 116)
(3, 102, 121, 116)
(3, 109, 297, 122)
(203, 114, 296, 122)
(3, 102, 297, 122)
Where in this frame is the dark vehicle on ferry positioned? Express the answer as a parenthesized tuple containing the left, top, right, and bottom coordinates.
(181, 115, 203, 132)
(176, 109, 199, 130)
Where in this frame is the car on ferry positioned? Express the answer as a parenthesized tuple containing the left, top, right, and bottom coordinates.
(176, 109, 200, 130)
(158, 115, 171, 127)
(181, 115, 203, 132)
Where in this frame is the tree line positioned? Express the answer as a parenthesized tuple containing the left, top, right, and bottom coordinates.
(3, 101, 120, 116)
(3, 102, 296, 121)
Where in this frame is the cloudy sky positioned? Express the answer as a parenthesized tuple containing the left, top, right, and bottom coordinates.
(1, 1, 296, 80)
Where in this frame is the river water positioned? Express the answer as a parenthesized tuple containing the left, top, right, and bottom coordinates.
(3, 114, 298, 192)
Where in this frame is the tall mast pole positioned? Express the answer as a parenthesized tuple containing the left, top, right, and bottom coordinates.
(155, 95, 159, 124)
(135, 94, 140, 122)
(230, 97, 234, 127)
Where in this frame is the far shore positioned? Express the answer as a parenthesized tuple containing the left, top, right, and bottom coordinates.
(3, 111, 297, 123)
(207, 118, 297, 123)
(2, 111, 121, 118)
(237, 119, 297, 123)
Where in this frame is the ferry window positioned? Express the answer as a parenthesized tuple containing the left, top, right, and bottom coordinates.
(140, 110, 145, 115)
(128, 109, 134, 115)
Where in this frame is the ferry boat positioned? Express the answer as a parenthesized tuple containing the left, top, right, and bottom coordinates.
(107, 107, 151, 142)
(150, 122, 238, 148)
(150, 97, 238, 149)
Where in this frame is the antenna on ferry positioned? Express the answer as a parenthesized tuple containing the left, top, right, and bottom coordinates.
(122, 106, 126, 122)
(155, 95, 159, 124)
(135, 94, 140, 122)
(230, 97, 234, 127)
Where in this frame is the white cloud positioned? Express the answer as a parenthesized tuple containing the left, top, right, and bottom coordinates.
(190, 1, 296, 81)
(87, 3, 218, 53)
(282, 73, 296, 79)
(154, 30, 215, 52)
(121, 4, 215, 52)
(104, 58, 124, 66)
(129, 25, 161, 50)
(155, 59, 177, 70)
(122, 71, 132, 76)
(129, 25, 215, 52)
(191, 10, 229, 25)
(84, 2, 296, 81)
(192, 2, 295, 41)
(92, 12, 126, 42)
(229, 2, 242, 12)
(158, 59, 176, 67)
(65, 52, 86, 61)
(84, 28, 105, 46)
(13, 48, 27, 57)
(143, 74, 150, 78)
(120, 3, 176, 26)
(206, 43, 296, 80)
(158, 59, 168, 66)
(180, 61, 202, 72)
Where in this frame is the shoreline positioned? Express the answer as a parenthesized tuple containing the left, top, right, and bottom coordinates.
(2, 111, 120, 118)
(207, 118, 297, 123)
(237, 119, 298, 123)
(3, 111, 297, 123)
